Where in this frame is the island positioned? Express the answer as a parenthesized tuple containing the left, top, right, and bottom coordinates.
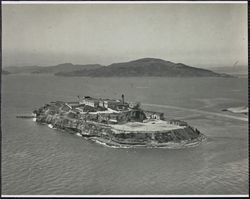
(33, 94, 206, 148)
(3, 58, 233, 78)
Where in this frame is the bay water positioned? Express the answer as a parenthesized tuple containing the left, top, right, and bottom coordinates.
(1, 74, 248, 195)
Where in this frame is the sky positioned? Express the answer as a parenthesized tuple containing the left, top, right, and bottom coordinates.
(2, 2, 248, 68)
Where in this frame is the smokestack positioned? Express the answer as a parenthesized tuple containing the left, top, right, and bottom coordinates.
(122, 94, 124, 104)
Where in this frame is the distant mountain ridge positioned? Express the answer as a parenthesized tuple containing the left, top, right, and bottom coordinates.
(5, 63, 103, 74)
(2, 70, 11, 75)
(55, 58, 232, 77)
(4, 65, 43, 74)
(3, 58, 233, 77)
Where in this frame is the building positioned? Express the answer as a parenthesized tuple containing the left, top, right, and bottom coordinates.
(65, 101, 81, 109)
(99, 99, 109, 108)
(98, 98, 129, 111)
(144, 111, 164, 120)
(79, 95, 130, 111)
(169, 119, 187, 126)
(108, 100, 129, 111)
(129, 102, 141, 109)
(80, 96, 99, 108)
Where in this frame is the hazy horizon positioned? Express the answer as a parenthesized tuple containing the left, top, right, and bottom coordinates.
(2, 57, 249, 70)
(2, 3, 248, 69)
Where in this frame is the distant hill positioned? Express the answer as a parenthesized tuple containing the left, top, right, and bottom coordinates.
(4, 65, 43, 74)
(3, 58, 233, 78)
(31, 63, 103, 74)
(4, 63, 103, 74)
(2, 70, 11, 75)
(55, 58, 232, 77)
(210, 66, 248, 75)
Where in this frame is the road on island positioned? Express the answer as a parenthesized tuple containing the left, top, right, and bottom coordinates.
(142, 103, 248, 122)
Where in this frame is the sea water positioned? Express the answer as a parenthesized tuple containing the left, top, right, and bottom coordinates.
(1, 74, 248, 195)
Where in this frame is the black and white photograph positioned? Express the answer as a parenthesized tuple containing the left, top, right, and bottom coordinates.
(1, 0, 248, 197)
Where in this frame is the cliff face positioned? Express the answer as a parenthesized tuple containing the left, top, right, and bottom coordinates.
(34, 102, 205, 148)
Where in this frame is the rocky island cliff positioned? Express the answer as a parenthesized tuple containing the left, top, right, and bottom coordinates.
(33, 95, 205, 148)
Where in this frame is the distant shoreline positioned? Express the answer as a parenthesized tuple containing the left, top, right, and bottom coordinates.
(2, 73, 244, 79)
(2, 58, 234, 78)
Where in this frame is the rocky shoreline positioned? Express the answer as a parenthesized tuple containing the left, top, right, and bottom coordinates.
(33, 99, 206, 148)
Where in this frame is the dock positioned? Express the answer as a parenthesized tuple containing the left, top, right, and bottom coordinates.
(16, 115, 36, 119)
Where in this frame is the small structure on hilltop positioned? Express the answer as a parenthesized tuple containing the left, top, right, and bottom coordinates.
(168, 119, 187, 126)
(79, 94, 129, 111)
(73, 94, 147, 124)
(106, 100, 129, 111)
(128, 101, 141, 109)
(80, 96, 99, 108)
(144, 111, 164, 120)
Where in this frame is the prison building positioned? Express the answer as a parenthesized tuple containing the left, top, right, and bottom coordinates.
(80, 96, 99, 108)
(144, 111, 164, 120)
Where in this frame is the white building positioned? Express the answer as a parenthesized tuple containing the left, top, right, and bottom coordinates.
(80, 97, 99, 107)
